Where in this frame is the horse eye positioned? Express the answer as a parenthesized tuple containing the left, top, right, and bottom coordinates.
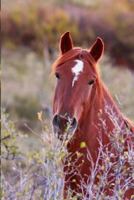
(55, 72, 60, 79)
(88, 79, 95, 85)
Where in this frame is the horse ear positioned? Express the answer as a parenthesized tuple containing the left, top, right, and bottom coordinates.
(59, 32, 73, 54)
(89, 37, 104, 62)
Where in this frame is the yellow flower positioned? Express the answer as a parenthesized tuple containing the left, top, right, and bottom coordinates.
(37, 111, 43, 121)
(80, 141, 86, 148)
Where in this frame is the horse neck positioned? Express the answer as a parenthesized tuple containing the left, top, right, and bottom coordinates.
(80, 82, 124, 136)
(101, 83, 124, 123)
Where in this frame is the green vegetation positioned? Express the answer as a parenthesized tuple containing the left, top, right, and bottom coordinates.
(2, 0, 134, 68)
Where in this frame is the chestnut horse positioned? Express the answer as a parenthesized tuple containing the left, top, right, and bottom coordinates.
(52, 32, 134, 199)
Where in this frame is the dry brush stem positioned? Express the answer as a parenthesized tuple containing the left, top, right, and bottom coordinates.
(1, 106, 134, 199)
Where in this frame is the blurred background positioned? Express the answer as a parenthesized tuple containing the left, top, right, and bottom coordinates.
(1, 1, 134, 199)
(1, 0, 134, 132)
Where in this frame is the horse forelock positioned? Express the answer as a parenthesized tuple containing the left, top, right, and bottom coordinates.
(52, 48, 82, 73)
(52, 48, 96, 73)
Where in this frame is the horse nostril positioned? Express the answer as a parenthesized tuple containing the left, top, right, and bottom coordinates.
(70, 118, 77, 129)
(53, 114, 60, 127)
(53, 115, 77, 135)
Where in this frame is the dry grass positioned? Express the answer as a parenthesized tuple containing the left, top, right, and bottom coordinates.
(1, 105, 134, 199)
(1, 2, 134, 196)
(1, 110, 65, 200)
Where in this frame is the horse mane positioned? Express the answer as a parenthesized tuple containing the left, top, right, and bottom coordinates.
(52, 48, 82, 73)
(52, 47, 103, 106)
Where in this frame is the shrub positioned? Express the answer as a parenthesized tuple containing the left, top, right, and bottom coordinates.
(1, 110, 65, 200)
(2, 0, 133, 69)
(1, 107, 134, 199)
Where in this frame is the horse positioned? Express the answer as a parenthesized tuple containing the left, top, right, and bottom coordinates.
(52, 32, 134, 199)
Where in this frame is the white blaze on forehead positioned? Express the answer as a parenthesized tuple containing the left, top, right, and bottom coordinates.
(72, 59, 84, 87)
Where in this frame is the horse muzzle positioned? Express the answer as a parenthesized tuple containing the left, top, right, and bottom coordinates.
(52, 114, 78, 140)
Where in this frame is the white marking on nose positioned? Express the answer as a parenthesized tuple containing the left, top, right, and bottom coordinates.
(72, 60, 84, 87)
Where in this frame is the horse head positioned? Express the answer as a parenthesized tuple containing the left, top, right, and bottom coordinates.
(52, 32, 104, 140)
